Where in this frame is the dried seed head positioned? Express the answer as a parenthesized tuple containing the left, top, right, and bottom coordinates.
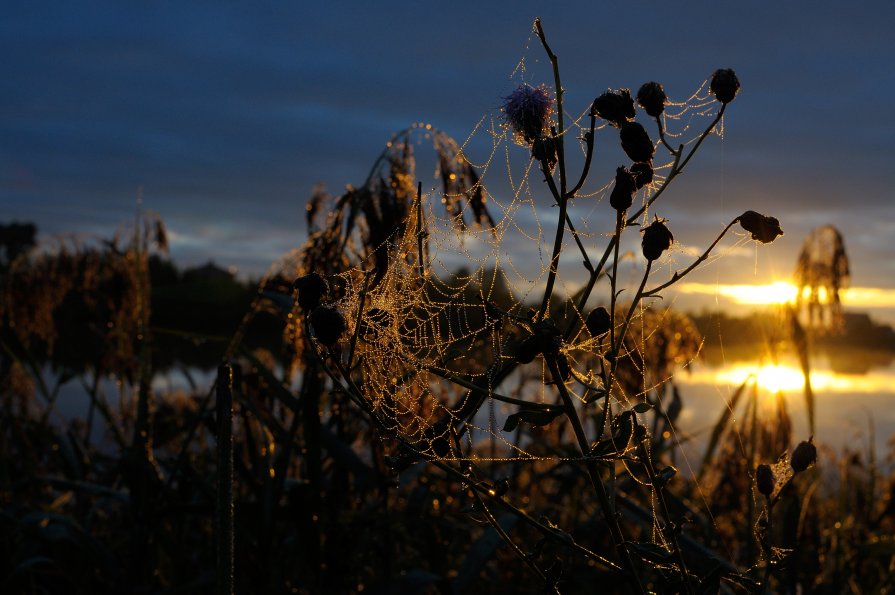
(756, 464, 774, 497)
(292, 272, 328, 311)
(513, 336, 540, 364)
(431, 435, 451, 458)
(636, 82, 667, 117)
(609, 166, 636, 211)
(631, 162, 653, 190)
(591, 88, 635, 128)
(738, 211, 784, 243)
(641, 219, 674, 261)
(585, 306, 611, 338)
(309, 306, 346, 346)
(620, 122, 655, 164)
(791, 439, 817, 472)
(531, 136, 558, 172)
(502, 83, 555, 145)
(711, 69, 740, 104)
(533, 319, 562, 357)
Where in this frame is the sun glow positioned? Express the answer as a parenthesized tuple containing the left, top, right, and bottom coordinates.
(719, 281, 799, 306)
(718, 364, 807, 393)
(677, 281, 804, 306)
(677, 281, 895, 309)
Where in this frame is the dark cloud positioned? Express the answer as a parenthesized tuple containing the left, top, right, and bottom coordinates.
(2, 0, 893, 296)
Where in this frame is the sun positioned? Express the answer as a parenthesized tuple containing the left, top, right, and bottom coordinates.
(716, 280, 799, 306)
(753, 364, 806, 393)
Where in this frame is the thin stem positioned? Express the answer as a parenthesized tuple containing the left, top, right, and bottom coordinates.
(675, 104, 725, 174)
(547, 357, 645, 595)
(468, 485, 551, 587)
(534, 19, 566, 196)
(637, 438, 694, 594)
(655, 116, 678, 155)
(608, 210, 624, 351)
(567, 116, 597, 198)
(346, 271, 373, 369)
(599, 261, 652, 438)
(565, 213, 594, 274)
(424, 364, 557, 411)
(414, 181, 427, 278)
(534, 19, 568, 321)
(215, 364, 234, 595)
(428, 458, 623, 573)
(643, 218, 737, 297)
(761, 496, 774, 590)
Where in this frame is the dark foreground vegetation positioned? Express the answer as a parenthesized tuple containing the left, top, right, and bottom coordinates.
(3, 20, 895, 595)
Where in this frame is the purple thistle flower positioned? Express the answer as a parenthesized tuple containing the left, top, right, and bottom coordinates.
(502, 83, 555, 145)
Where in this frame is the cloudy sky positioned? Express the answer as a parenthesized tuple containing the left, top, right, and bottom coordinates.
(3, 1, 894, 318)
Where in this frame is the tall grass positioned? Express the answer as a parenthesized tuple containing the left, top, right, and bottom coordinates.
(1, 19, 894, 595)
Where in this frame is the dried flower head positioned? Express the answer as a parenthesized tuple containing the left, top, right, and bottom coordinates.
(631, 162, 653, 190)
(620, 122, 655, 163)
(533, 318, 562, 357)
(791, 439, 817, 472)
(531, 137, 558, 172)
(502, 83, 555, 145)
(756, 463, 774, 497)
(292, 272, 328, 311)
(513, 336, 540, 364)
(309, 306, 346, 346)
(642, 219, 674, 261)
(585, 306, 611, 337)
(738, 211, 783, 243)
(591, 88, 635, 127)
(710, 68, 740, 104)
(609, 166, 636, 211)
(636, 82, 667, 117)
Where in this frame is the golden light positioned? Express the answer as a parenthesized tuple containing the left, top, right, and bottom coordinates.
(719, 281, 799, 306)
(754, 364, 808, 393)
(716, 363, 806, 393)
(677, 281, 895, 309)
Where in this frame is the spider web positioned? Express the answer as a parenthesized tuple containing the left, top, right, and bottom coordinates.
(292, 67, 727, 466)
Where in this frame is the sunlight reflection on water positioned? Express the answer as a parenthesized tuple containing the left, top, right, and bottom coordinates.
(673, 348, 895, 467)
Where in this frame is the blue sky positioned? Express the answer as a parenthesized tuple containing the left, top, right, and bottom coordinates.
(3, 1, 894, 316)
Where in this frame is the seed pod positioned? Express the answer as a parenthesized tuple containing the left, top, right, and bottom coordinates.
(641, 219, 674, 261)
(533, 319, 562, 357)
(531, 137, 558, 172)
(791, 439, 817, 472)
(513, 336, 540, 364)
(585, 306, 611, 337)
(620, 122, 655, 164)
(430, 435, 451, 458)
(292, 272, 328, 311)
(710, 69, 740, 104)
(609, 166, 636, 211)
(591, 88, 635, 128)
(636, 81, 666, 117)
(756, 464, 774, 497)
(631, 162, 653, 190)
(483, 301, 503, 325)
(309, 306, 346, 346)
(738, 210, 783, 243)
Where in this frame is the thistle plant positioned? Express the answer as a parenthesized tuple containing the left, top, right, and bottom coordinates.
(267, 18, 793, 593)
